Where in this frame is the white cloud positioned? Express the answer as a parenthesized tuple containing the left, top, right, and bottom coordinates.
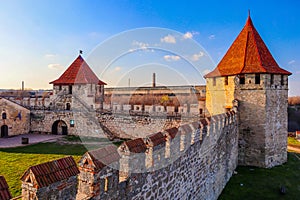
(164, 55, 181, 62)
(191, 51, 204, 61)
(129, 40, 154, 52)
(202, 69, 211, 75)
(44, 54, 56, 58)
(48, 63, 63, 70)
(114, 66, 122, 72)
(208, 35, 215, 40)
(182, 31, 198, 39)
(160, 34, 176, 44)
(288, 60, 296, 65)
(183, 32, 193, 39)
(132, 41, 149, 49)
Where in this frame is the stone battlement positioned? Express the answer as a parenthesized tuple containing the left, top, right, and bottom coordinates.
(11, 111, 238, 200)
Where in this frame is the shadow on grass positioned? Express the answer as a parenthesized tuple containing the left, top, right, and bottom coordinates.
(0, 142, 97, 156)
(0, 139, 125, 155)
(219, 152, 300, 200)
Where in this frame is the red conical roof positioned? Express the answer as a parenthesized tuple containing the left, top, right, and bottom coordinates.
(50, 55, 106, 85)
(205, 16, 292, 78)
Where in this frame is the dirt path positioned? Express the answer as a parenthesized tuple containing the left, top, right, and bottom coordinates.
(287, 145, 300, 154)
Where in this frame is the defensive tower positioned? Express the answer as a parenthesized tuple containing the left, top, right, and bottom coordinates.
(205, 15, 292, 168)
(50, 54, 106, 110)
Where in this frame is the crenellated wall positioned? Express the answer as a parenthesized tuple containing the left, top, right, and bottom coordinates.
(77, 111, 238, 200)
(17, 111, 238, 200)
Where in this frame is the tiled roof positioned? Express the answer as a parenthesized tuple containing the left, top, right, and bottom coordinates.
(205, 16, 292, 78)
(21, 156, 79, 188)
(0, 176, 11, 200)
(148, 132, 166, 146)
(50, 55, 106, 85)
(165, 127, 179, 139)
(85, 145, 120, 170)
(124, 138, 147, 153)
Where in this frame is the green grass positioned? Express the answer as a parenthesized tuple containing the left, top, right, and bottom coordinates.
(288, 137, 300, 147)
(0, 142, 102, 197)
(63, 135, 111, 143)
(219, 153, 300, 200)
(63, 135, 125, 146)
(2, 137, 298, 199)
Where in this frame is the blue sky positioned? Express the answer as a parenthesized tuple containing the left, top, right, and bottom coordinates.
(0, 0, 299, 95)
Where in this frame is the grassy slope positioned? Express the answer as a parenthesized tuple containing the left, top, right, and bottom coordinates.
(288, 137, 300, 147)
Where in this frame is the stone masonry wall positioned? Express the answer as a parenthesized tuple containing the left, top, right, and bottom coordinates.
(237, 74, 288, 168)
(0, 98, 30, 137)
(264, 75, 289, 167)
(78, 112, 238, 200)
(21, 176, 78, 200)
(30, 110, 107, 137)
(206, 74, 289, 168)
(206, 76, 236, 116)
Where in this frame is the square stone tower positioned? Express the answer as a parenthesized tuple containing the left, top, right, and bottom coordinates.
(49, 54, 106, 111)
(205, 15, 292, 168)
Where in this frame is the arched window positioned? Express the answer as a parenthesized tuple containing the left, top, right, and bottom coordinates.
(2, 112, 7, 120)
(66, 103, 71, 111)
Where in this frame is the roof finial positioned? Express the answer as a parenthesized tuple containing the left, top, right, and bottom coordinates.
(248, 9, 251, 17)
(79, 50, 83, 55)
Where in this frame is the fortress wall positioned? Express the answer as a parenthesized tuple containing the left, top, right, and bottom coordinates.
(19, 111, 238, 200)
(0, 98, 30, 136)
(30, 110, 107, 137)
(78, 111, 238, 200)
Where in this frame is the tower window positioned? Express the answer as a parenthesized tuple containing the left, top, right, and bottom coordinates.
(2, 112, 7, 120)
(224, 76, 228, 85)
(239, 75, 245, 84)
(213, 78, 216, 86)
(270, 74, 274, 85)
(69, 85, 72, 94)
(281, 75, 284, 86)
(66, 103, 71, 111)
(255, 74, 260, 84)
(59, 85, 62, 91)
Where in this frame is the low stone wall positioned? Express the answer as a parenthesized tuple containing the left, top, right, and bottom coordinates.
(30, 110, 107, 138)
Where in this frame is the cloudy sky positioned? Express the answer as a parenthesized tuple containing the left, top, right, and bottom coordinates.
(0, 0, 299, 95)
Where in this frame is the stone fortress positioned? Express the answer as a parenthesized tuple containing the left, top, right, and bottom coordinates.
(0, 15, 292, 200)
